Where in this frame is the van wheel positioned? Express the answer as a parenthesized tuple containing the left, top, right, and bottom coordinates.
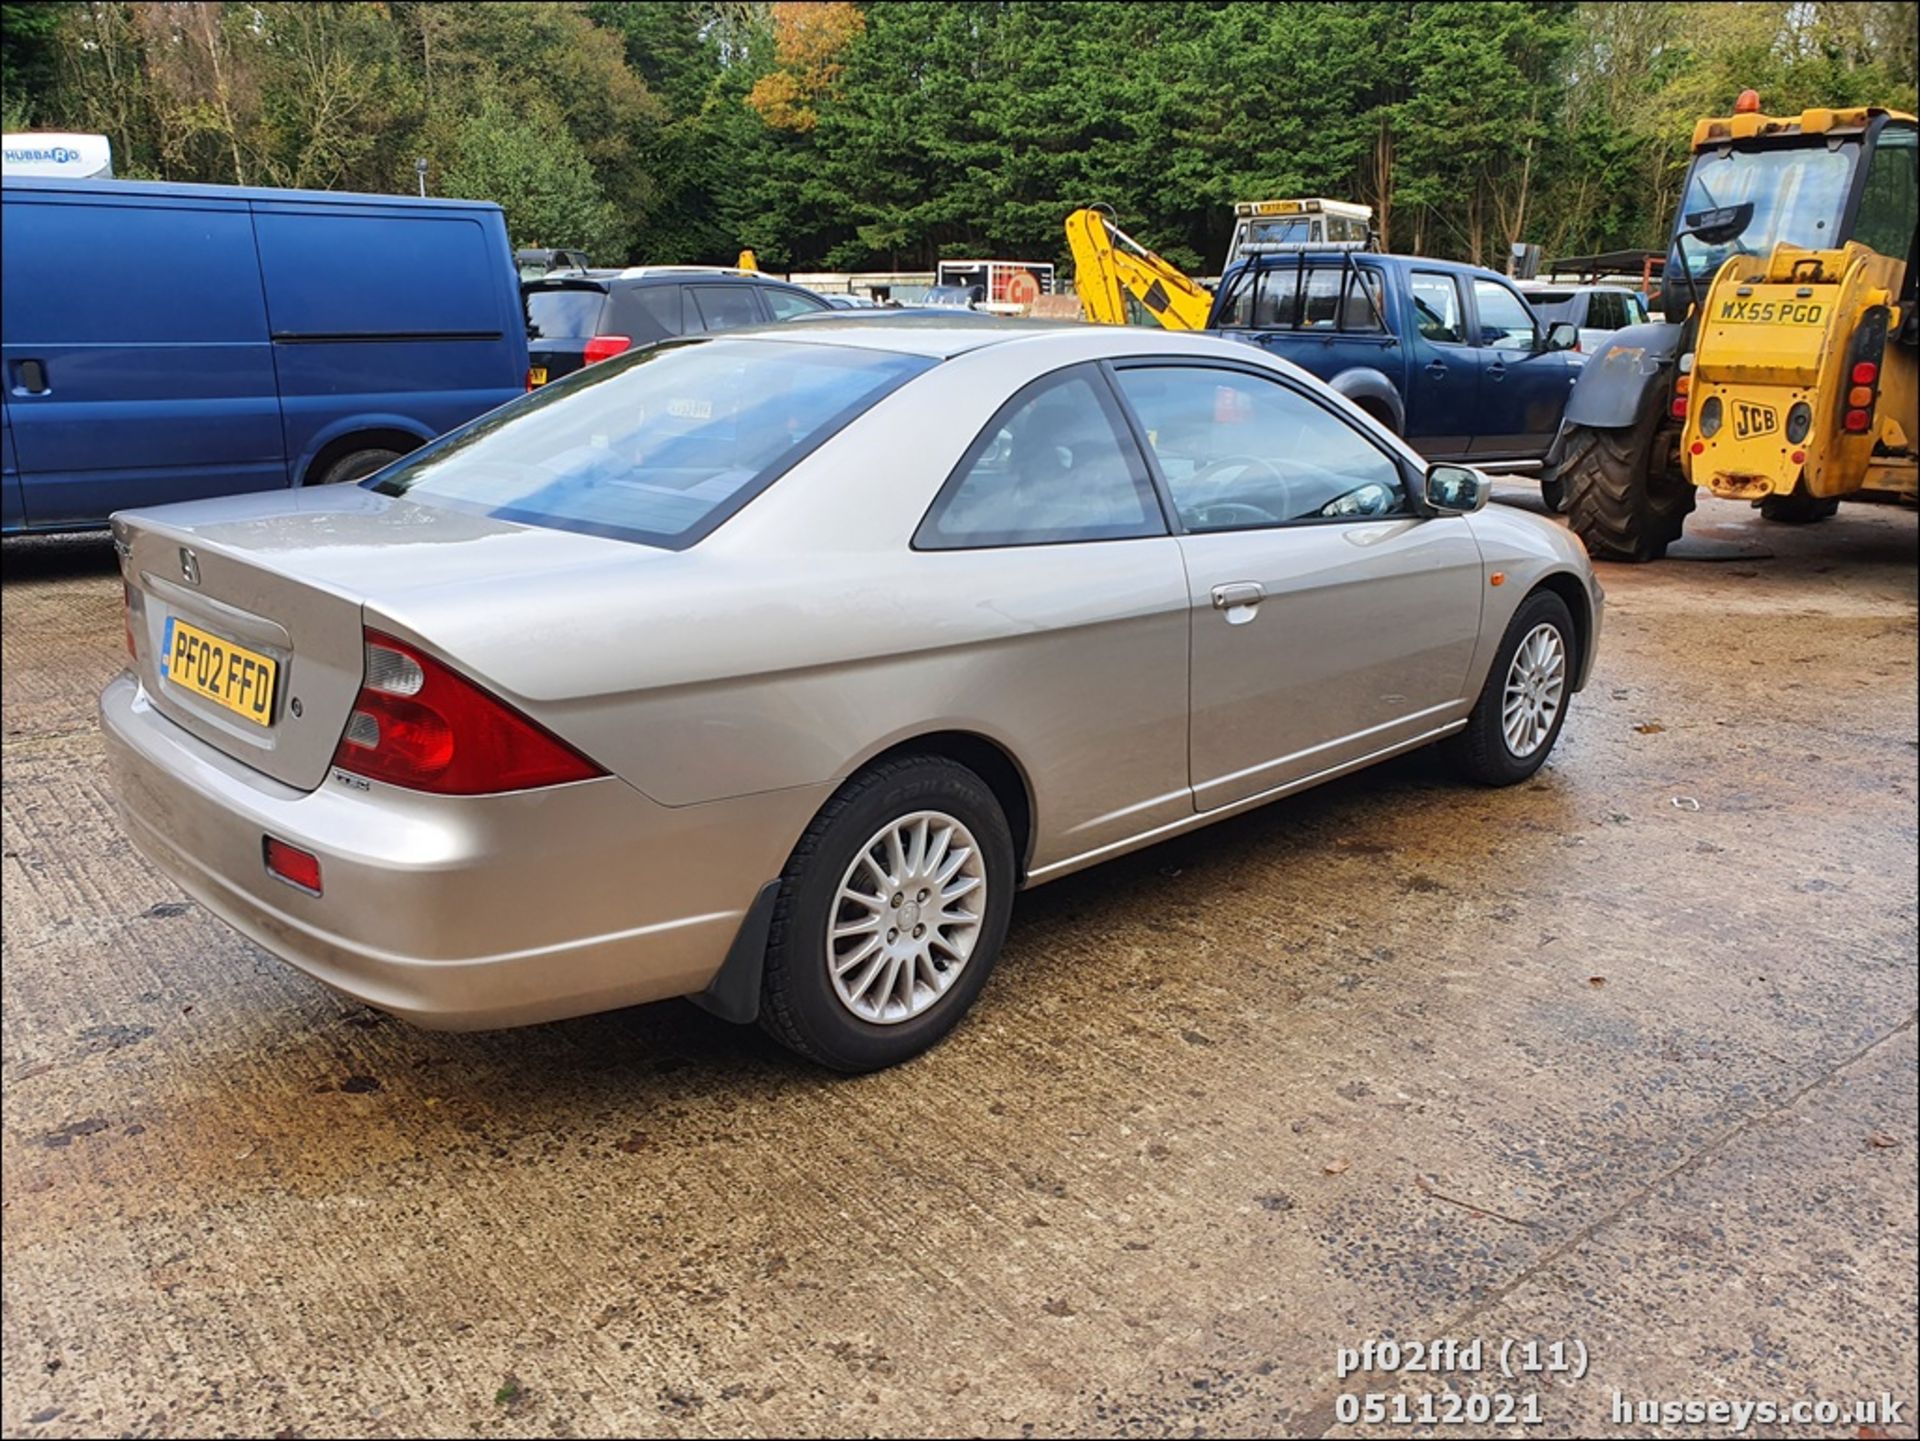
(313, 448, 401, 486)
(759, 756, 1015, 1072)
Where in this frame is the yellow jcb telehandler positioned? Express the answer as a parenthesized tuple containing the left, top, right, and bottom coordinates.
(1551, 94, 1917, 560)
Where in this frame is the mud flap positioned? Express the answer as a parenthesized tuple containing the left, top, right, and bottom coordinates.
(689, 879, 782, 1025)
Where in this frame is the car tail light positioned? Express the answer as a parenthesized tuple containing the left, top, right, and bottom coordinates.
(1838, 305, 1888, 436)
(331, 631, 605, 795)
(265, 836, 323, 895)
(583, 334, 632, 365)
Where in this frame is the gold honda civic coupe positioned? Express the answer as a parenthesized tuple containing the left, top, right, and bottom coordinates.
(103, 320, 1601, 1071)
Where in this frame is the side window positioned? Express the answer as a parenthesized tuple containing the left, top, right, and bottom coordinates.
(917, 369, 1165, 548)
(605, 285, 683, 342)
(1626, 293, 1649, 324)
(1588, 291, 1622, 330)
(1115, 366, 1407, 529)
(1472, 279, 1538, 350)
(689, 285, 764, 333)
(1410, 272, 1466, 343)
(1220, 266, 1385, 332)
(1855, 125, 1918, 260)
(764, 286, 831, 320)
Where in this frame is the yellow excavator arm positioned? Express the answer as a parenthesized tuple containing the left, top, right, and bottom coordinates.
(1065, 208, 1213, 331)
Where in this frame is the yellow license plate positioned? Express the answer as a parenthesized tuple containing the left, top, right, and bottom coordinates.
(528, 366, 548, 387)
(162, 618, 278, 727)
(1714, 297, 1826, 326)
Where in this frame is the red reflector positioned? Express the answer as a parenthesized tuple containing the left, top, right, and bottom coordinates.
(583, 334, 632, 365)
(1790, 449, 1806, 465)
(1689, 440, 1705, 454)
(1844, 408, 1871, 432)
(332, 631, 605, 795)
(1851, 360, 1878, 386)
(265, 837, 322, 894)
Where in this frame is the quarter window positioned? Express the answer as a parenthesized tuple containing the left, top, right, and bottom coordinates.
(1472, 279, 1537, 350)
(764, 286, 831, 320)
(1115, 366, 1407, 529)
(917, 369, 1164, 548)
(1410, 272, 1466, 343)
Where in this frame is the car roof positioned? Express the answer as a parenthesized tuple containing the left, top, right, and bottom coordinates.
(715, 315, 1122, 359)
(522, 270, 815, 294)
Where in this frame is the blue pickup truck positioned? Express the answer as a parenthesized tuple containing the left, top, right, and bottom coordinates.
(1207, 250, 1582, 493)
(1, 177, 527, 533)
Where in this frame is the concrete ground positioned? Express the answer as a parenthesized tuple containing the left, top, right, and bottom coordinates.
(2, 489, 1915, 1439)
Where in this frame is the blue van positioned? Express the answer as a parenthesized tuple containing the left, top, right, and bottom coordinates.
(1, 177, 528, 532)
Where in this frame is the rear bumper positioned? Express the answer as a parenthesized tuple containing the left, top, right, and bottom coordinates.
(99, 672, 820, 1029)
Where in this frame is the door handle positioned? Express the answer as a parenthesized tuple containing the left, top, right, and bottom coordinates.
(11, 359, 49, 395)
(1211, 581, 1265, 611)
(1425, 360, 1447, 377)
(1486, 362, 1507, 381)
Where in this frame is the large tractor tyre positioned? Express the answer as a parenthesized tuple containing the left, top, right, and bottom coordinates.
(1560, 412, 1696, 563)
(1758, 489, 1841, 524)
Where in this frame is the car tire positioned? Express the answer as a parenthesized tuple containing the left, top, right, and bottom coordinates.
(759, 756, 1016, 1072)
(1448, 589, 1577, 787)
(1758, 490, 1840, 524)
(313, 447, 402, 486)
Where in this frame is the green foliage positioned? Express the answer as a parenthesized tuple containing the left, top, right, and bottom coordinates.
(441, 93, 623, 256)
(12, 2, 1918, 271)
(0, 0, 64, 124)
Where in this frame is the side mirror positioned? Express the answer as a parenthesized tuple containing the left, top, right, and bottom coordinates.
(1684, 201, 1755, 247)
(1424, 463, 1488, 515)
(1543, 320, 1579, 352)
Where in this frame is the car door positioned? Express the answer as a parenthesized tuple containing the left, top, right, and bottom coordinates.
(1467, 276, 1575, 457)
(1400, 270, 1478, 457)
(1109, 360, 1484, 812)
(914, 363, 1192, 861)
(2, 189, 285, 526)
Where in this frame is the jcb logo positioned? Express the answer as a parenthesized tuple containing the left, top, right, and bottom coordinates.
(1717, 298, 1825, 325)
(1733, 402, 1778, 439)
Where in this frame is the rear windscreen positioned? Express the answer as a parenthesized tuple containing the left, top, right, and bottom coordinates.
(370, 338, 934, 547)
(1524, 292, 1577, 322)
(525, 288, 607, 340)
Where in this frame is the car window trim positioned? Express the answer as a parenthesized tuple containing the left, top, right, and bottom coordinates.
(1102, 355, 1424, 534)
(911, 361, 1173, 552)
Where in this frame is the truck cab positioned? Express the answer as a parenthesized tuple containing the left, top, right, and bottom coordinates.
(1208, 250, 1581, 470)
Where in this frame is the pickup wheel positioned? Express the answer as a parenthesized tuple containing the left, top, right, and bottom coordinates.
(1560, 409, 1695, 563)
